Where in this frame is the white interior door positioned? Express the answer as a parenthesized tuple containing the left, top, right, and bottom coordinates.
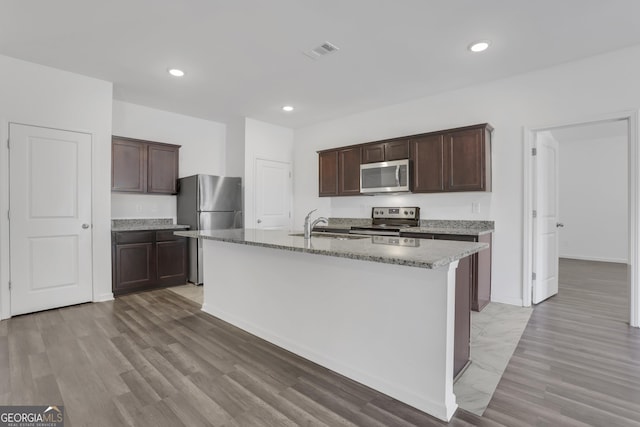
(9, 123, 93, 315)
(533, 131, 560, 304)
(255, 159, 292, 230)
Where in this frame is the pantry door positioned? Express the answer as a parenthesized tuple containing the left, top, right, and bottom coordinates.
(255, 159, 292, 230)
(9, 123, 93, 315)
(533, 131, 560, 304)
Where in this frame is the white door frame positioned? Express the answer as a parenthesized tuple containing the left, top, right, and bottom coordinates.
(0, 118, 10, 319)
(0, 120, 97, 320)
(522, 110, 639, 327)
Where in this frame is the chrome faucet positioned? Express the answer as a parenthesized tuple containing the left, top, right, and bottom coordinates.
(304, 209, 328, 239)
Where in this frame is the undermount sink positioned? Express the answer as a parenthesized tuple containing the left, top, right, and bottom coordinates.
(289, 232, 369, 240)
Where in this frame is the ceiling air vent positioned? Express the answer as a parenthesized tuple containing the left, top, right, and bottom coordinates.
(303, 41, 340, 60)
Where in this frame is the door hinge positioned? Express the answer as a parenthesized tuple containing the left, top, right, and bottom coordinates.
(8, 281, 11, 290)
(532, 272, 536, 280)
(6, 210, 9, 220)
(289, 171, 292, 179)
(289, 212, 291, 218)
(532, 210, 537, 218)
(532, 147, 537, 156)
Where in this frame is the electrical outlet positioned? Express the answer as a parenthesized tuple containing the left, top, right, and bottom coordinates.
(471, 202, 480, 214)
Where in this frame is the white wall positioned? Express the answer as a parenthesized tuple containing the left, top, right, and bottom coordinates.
(111, 101, 226, 220)
(293, 44, 640, 307)
(225, 116, 246, 178)
(0, 54, 114, 314)
(244, 118, 294, 228)
(559, 135, 628, 263)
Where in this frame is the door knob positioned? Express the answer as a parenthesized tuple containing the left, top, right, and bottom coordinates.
(556, 222, 565, 228)
(82, 223, 90, 229)
(257, 219, 262, 224)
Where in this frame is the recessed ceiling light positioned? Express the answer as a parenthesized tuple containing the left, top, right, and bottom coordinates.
(468, 41, 490, 53)
(168, 68, 185, 77)
(282, 105, 294, 112)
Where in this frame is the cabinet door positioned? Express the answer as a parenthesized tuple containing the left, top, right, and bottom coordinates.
(318, 150, 339, 196)
(148, 144, 179, 194)
(362, 143, 385, 164)
(444, 128, 488, 192)
(156, 239, 188, 285)
(338, 146, 362, 195)
(385, 140, 409, 161)
(453, 254, 471, 378)
(114, 242, 155, 292)
(410, 134, 445, 192)
(112, 138, 146, 192)
(474, 233, 492, 311)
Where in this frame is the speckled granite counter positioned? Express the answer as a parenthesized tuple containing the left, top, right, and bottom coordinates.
(404, 220, 494, 236)
(317, 218, 494, 236)
(175, 228, 487, 269)
(112, 218, 190, 231)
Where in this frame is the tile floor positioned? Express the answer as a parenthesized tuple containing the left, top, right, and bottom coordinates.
(167, 284, 532, 417)
(453, 302, 533, 415)
(167, 283, 203, 305)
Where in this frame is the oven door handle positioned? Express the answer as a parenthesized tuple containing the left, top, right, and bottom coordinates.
(349, 229, 400, 236)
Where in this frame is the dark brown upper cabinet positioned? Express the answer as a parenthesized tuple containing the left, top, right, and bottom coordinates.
(112, 136, 180, 194)
(147, 144, 179, 194)
(410, 134, 445, 193)
(318, 150, 339, 196)
(318, 147, 362, 197)
(112, 138, 146, 192)
(338, 146, 362, 195)
(317, 123, 492, 196)
(443, 126, 492, 192)
(410, 124, 492, 193)
(362, 139, 409, 164)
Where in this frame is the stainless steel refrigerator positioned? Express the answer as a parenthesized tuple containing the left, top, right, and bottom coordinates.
(177, 174, 243, 284)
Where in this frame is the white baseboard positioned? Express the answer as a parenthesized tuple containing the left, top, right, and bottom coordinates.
(560, 255, 628, 264)
(490, 295, 524, 307)
(93, 292, 114, 302)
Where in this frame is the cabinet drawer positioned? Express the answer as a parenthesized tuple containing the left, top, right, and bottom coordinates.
(114, 231, 155, 244)
(156, 230, 186, 241)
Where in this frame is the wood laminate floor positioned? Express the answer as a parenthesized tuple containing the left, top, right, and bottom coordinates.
(0, 259, 638, 426)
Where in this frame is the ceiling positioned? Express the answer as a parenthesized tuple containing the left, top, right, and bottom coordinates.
(2, 1, 640, 129)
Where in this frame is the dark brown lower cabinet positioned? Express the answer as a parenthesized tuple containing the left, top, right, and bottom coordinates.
(112, 229, 188, 296)
(400, 231, 493, 378)
(454, 255, 471, 378)
(402, 232, 492, 312)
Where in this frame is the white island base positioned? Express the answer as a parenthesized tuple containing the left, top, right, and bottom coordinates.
(201, 238, 460, 422)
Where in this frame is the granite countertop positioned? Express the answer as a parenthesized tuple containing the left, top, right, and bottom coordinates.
(403, 220, 494, 236)
(174, 228, 488, 269)
(321, 218, 494, 236)
(112, 218, 190, 232)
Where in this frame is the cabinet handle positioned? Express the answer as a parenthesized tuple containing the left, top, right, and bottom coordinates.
(556, 222, 565, 228)
(82, 223, 90, 229)
(257, 219, 262, 224)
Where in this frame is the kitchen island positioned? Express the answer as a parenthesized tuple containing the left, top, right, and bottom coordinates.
(174, 228, 487, 422)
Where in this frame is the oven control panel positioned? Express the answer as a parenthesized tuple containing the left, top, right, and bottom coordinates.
(371, 207, 420, 220)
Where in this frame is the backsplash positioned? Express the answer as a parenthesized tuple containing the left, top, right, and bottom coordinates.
(111, 193, 177, 220)
(420, 220, 495, 229)
(111, 218, 173, 228)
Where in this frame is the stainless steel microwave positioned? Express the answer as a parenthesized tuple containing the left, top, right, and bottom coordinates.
(360, 159, 411, 194)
